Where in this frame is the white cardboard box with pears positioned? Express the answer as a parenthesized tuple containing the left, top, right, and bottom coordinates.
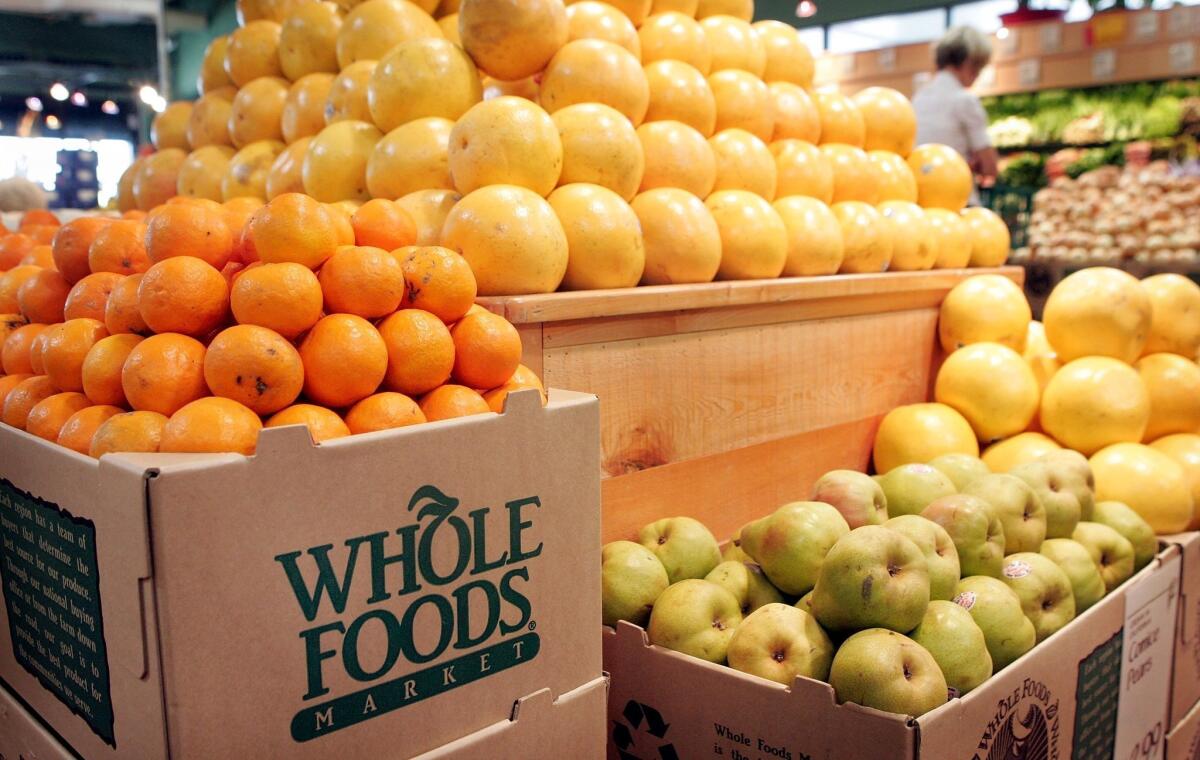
(602, 433, 1182, 760)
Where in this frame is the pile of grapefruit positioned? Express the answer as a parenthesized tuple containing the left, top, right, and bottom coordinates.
(118, 0, 1011, 296)
(0, 197, 544, 456)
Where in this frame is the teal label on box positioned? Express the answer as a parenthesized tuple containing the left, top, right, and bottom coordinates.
(0, 478, 114, 747)
(1073, 629, 1122, 760)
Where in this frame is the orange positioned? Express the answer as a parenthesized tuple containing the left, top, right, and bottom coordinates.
(636, 121, 716, 198)
(754, 19, 814, 87)
(224, 197, 266, 265)
(230, 262, 323, 338)
(570, 0, 651, 26)
(199, 35, 234, 94)
(152, 102, 193, 151)
(396, 245, 477, 323)
(282, 74, 336, 143)
(249, 193, 341, 269)
(539, 40, 650, 127)
(42, 319, 109, 393)
(345, 392, 426, 433)
(548, 183, 646, 290)
(925, 208, 971, 268)
(265, 403, 351, 442)
(879, 201, 935, 272)
(440, 185, 569, 296)
(2, 376, 58, 429)
(229, 76, 289, 148)
(299, 314, 388, 407)
(20, 245, 56, 269)
(265, 138, 313, 200)
(57, 405, 124, 455)
(145, 202, 234, 268)
(88, 220, 150, 275)
(566, 1, 641, 57)
(351, 199, 417, 250)
(302, 120, 383, 203)
(378, 308, 456, 396)
(908, 144, 972, 212)
(326, 60, 378, 125)
(0, 374, 32, 410)
(138, 257, 230, 337)
(117, 157, 147, 212)
(709, 70, 772, 142)
(121, 334, 208, 415)
(552, 103, 645, 202)
(20, 210, 59, 228)
(643, 60, 716, 137)
(853, 87, 917, 156)
(448, 97, 563, 197)
(459, 0, 568, 81)
(821, 143, 880, 205)
(326, 202, 358, 246)
(121, 210, 149, 221)
(225, 20, 284, 87)
(27, 331, 49, 374)
(318, 245, 406, 318)
(482, 364, 546, 412)
(632, 187, 721, 284)
(709, 128, 776, 199)
(82, 333, 143, 406)
(0, 234, 36, 269)
(25, 392, 91, 442)
(696, 0, 750, 18)
(639, 12, 711, 74)
(160, 397, 262, 455)
(64, 273, 123, 322)
(397, 189, 463, 246)
(768, 82, 819, 144)
(1136, 353, 1200, 441)
(869, 150, 918, 204)
(438, 13, 460, 43)
(18, 270, 71, 324)
(133, 149, 188, 211)
(419, 384, 490, 421)
(203, 324, 303, 415)
(774, 195, 844, 277)
(814, 92, 866, 147)
(89, 411, 168, 456)
(832, 201, 893, 274)
(366, 118, 455, 200)
(0, 313, 25, 351)
(51, 217, 113, 284)
(0, 266, 41, 312)
(961, 207, 1011, 267)
(279, 1, 343, 81)
(187, 93, 235, 149)
(3, 324, 45, 375)
(700, 15, 765, 76)
(367, 38, 482, 132)
(104, 275, 150, 336)
(450, 310, 521, 389)
(223, 140, 286, 201)
(706, 189, 788, 280)
(336, 0, 443, 70)
(238, 0, 308, 25)
(178, 145, 235, 203)
(481, 75, 541, 101)
(22, 226, 58, 245)
(772, 139, 833, 203)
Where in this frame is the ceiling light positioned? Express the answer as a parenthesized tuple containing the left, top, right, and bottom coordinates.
(796, 1, 817, 18)
(49, 82, 69, 101)
(25, 96, 43, 112)
(138, 84, 159, 105)
(45, 114, 62, 130)
(101, 99, 119, 115)
(997, 27, 1011, 40)
(71, 91, 87, 107)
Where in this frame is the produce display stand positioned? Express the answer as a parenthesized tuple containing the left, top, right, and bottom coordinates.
(481, 267, 1023, 543)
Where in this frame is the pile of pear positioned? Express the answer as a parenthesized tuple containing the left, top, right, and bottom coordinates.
(602, 449, 1156, 718)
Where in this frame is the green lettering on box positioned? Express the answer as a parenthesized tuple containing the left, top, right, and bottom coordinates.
(1072, 629, 1122, 760)
(0, 478, 114, 747)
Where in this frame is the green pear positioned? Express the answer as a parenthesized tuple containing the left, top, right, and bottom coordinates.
(705, 561, 784, 616)
(922, 494, 1006, 578)
(811, 525, 930, 633)
(929, 453, 991, 491)
(727, 603, 834, 685)
(1072, 521, 1135, 592)
(876, 463, 958, 517)
(1009, 461, 1082, 539)
(910, 600, 993, 695)
(964, 474, 1047, 554)
(1040, 538, 1106, 613)
(999, 553, 1076, 642)
(638, 516, 722, 584)
(953, 576, 1036, 670)
(1039, 449, 1095, 521)
(829, 629, 948, 717)
(884, 515, 961, 601)
(739, 502, 850, 595)
(601, 541, 670, 627)
(722, 541, 754, 563)
(1092, 501, 1157, 572)
(811, 470, 889, 528)
(795, 590, 814, 614)
(647, 579, 743, 663)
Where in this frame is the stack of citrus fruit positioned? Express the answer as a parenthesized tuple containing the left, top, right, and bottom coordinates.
(873, 268, 1200, 535)
(119, 0, 1010, 296)
(0, 195, 544, 456)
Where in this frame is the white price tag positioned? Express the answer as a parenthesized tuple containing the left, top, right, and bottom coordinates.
(1169, 5, 1200, 37)
(1093, 49, 1117, 80)
(1114, 553, 1180, 760)
(1134, 12, 1159, 41)
(1019, 58, 1041, 87)
(877, 47, 896, 72)
(1170, 41, 1196, 73)
(1040, 24, 1062, 53)
(836, 55, 855, 77)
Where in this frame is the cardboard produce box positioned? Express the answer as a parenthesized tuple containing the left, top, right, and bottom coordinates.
(0, 390, 602, 759)
(1165, 533, 1200, 730)
(1168, 698, 1200, 760)
(0, 682, 75, 760)
(604, 544, 1181, 760)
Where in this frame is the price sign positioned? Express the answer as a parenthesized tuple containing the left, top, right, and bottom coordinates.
(912, 71, 932, 91)
(835, 54, 855, 77)
(1093, 49, 1117, 80)
(877, 47, 896, 72)
(1170, 41, 1196, 73)
(1019, 58, 1041, 87)
(1040, 23, 1062, 53)
(1133, 12, 1159, 41)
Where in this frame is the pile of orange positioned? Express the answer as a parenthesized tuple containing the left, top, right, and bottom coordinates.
(0, 195, 544, 456)
(118, 0, 1010, 299)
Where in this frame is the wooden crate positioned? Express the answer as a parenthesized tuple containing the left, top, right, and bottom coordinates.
(479, 267, 1024, 544)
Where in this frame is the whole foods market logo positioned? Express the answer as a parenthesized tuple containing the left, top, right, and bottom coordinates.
(972, 679, 1060, 760)
(274, 485, 543, 742)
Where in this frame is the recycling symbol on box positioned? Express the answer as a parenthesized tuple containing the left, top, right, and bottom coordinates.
(612, 700, 679, 760)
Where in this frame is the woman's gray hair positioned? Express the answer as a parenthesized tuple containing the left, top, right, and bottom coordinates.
(935, 26, 994, 69)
